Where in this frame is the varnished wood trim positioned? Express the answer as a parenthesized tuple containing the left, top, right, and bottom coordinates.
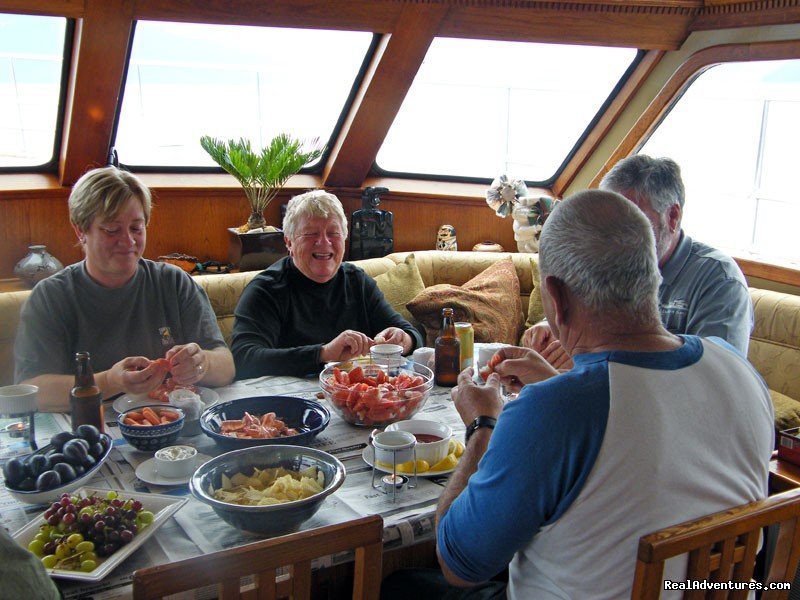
(593, 39, 800, 188)
(553, 49, 665, 196)
(693, 0, 800, 31)
(387, 0, 703, 7)
(735, 257, 800, 288)
(0, 0, 84, 17)
(440, 6, 697, 49)
(323, 4, 450, 187)
(131, 0, 402, 32)
(0, 174, 63, 192)
(59, 0, 134, 185)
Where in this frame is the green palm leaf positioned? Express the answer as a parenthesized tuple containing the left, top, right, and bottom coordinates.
(200, 134, 324, 226)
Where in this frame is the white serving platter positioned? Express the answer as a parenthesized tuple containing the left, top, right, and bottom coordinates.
(12, 486, 188, 582)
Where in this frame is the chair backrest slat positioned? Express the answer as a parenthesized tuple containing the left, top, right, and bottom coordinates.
(132, 515, 384, 600)
(713, 537, 736, 583)
(731, 531, 760, 581)
(687, 544, 712, 580)
(256, 569, 278, 600)
(632, 488, 800, 600)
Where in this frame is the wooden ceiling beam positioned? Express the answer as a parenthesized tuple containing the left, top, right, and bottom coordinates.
(132, 0, 401, 32)
(322, 4, 450, 188)
(692, 0, 800, 31)
(59, 0, 133, 185)
(0, 0, 84, 17)
(441, 6, 696, 50)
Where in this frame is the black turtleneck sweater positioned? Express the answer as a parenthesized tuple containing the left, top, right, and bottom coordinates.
(231, 257, 423, 379)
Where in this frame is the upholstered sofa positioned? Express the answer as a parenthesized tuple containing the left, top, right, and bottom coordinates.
(1, 250, 799, 431)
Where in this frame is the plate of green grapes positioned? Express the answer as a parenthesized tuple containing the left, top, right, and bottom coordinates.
(12, 487, 187, 581)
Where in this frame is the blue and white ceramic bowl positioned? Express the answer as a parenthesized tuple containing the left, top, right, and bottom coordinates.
(118, 405, 185, 451)
(189, 445, 345, 536)
(200, 396, 330, 450)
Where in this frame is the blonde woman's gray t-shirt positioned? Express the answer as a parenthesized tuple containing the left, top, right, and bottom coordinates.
(14, 259, 226, 382)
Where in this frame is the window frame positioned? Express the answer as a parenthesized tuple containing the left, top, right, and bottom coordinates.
(0, 16, 74, 174)
(109, 22, 381, 174)
(371, 43, 646, 187)
(594, 39, 800, 286)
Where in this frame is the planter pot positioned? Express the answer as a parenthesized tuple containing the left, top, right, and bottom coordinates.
(227, 228, 288, 271)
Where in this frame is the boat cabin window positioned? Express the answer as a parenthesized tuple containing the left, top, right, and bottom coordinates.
(0, 13, 68, 170)
(640, 59, 800, 269)
(113, 21, 375, 168)
(375, 37, 638, 184)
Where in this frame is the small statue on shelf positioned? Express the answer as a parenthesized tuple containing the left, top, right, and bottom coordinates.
(436, 225, 457, 251)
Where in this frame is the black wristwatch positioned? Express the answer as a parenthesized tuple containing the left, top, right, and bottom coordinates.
(465, 416, 497, 445)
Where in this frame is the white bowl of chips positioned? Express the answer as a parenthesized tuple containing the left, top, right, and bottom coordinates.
(189, 445, 345, 536)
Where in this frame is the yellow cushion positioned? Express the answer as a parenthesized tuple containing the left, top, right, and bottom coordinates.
(373, 254, 426, 329)
(524, 257, 544, 328)
(407, 258, 523, 346)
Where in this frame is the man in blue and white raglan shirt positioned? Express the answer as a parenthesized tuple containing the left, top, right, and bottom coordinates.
(382, 190, 774, 599)
(522, 155, 752, 368)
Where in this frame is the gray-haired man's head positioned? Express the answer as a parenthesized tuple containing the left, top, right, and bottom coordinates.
(539, 189, 661, 325)
(599, 155, 684, 263)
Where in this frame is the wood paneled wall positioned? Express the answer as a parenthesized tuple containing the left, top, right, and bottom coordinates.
(3, 0, 800, 287)
(0, 187, 517, 281)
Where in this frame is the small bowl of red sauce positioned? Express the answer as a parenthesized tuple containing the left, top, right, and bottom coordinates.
(385, 419, 453, 466)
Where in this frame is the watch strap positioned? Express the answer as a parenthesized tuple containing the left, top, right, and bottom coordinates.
(465, 415, 497, 445)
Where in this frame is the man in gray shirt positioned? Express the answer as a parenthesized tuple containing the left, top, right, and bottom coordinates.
(523, 155, 752, 364)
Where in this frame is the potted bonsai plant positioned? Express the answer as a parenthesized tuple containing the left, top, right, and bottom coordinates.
(200, 134, 324, 270)
(200, 134, 324, 232)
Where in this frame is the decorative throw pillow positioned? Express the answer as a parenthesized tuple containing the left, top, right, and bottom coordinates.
(374, 254, 426, 329)
(524, 257, 545, 328)
(772, 389, 800, 446)
(407, 258, 523, 346)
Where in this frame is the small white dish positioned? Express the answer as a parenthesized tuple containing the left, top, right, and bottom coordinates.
(386, 419, 453, 465)
(135, 453, 212, 486)
(113, 386, 219, 414)
(371, 430, 416, 464)
(362, 446, 457, 477)
(154, 444, 197, 478)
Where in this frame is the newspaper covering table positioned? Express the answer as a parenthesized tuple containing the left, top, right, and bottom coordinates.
(0, 374, 466, 599)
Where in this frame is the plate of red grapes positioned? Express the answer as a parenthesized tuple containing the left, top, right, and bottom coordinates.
(11, 487, 187, 581)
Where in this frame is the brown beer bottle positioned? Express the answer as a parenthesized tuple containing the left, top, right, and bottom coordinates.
(69, 351, 104, 433)
(434, 307, 461, 387)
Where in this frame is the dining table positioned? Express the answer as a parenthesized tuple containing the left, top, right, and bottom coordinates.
(0, 370, 471, 600)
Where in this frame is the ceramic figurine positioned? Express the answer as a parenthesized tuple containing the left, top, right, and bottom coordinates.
(512, 196, 557, 252)
(486, 174, 558, 252)
(14, 245, 64, 288)
(436, 225, 457, 251)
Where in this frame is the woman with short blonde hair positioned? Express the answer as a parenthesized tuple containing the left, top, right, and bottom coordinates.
(15, 166, 234, 412)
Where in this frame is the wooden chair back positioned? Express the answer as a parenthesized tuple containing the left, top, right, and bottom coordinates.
(631, 488, 800, 599)
(132, 515, 383, 600)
